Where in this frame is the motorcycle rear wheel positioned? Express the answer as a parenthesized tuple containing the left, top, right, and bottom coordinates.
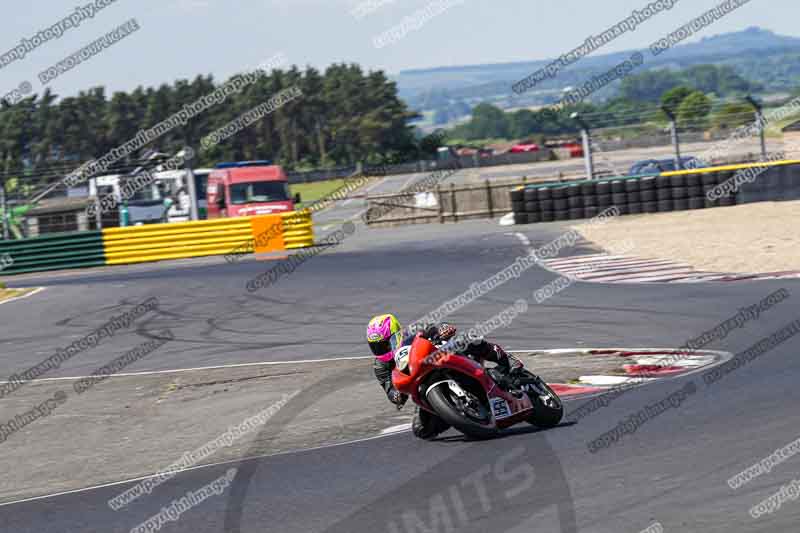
(426, 384, 497, 440)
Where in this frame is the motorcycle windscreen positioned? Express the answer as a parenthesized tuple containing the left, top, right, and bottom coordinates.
(408, 334, 436, 374)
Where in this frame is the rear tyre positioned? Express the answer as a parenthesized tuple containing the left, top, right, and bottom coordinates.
(426, 384, 498, 439)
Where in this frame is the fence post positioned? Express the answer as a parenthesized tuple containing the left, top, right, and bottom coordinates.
(450, 183, 457, 223)
(437, 184, 444, 224)
(485, 179, 494, 219)
(0, 180, 8, 240)
(186, 160, 199, 222)
(91, 178, 103, 230)
(580, 126, 595, 180)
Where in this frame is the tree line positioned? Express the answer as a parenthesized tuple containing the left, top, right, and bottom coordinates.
(447, 64, 769, 142)
(0, 63, 423, 182)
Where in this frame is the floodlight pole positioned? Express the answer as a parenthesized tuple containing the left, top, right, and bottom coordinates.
(746, 95, 768, 160)
(662, 106, 683, 170)
(571, 112, 595, 180)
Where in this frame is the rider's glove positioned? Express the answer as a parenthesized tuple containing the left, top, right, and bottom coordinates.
(438, 323, 457, 342)
(388, 389, 407, 405)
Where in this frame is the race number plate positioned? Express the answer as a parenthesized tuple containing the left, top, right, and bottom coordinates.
(490, 397, 511, 419)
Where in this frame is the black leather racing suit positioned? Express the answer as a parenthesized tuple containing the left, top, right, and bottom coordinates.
(373, 323, 519, 439)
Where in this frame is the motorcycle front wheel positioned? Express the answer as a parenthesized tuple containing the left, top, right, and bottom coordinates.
(426, 382, 498, 440)
(524, 377, 564, 428)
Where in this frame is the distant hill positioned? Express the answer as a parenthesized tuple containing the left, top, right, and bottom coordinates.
(396, 27, 800, 123)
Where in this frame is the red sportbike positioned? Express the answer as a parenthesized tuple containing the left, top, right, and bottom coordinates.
(392, 334, 563, 439)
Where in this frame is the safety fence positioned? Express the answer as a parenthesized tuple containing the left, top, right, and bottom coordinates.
(0, 211, 314, 275)
(364, 180, 526, 227)
(510, 160, 800, 224)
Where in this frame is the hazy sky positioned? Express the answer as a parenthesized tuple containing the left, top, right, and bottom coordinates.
(1, 0, 798, 99)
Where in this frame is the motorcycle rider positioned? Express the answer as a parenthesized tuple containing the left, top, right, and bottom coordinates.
(367, 313, 522, 440)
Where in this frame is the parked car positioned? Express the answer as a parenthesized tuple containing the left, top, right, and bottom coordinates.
(564, 142, 583, 158)
(628, 156, 707, 175)
(509, 142, 540, 153)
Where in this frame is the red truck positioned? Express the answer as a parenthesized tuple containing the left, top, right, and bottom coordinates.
(206, 161, 300, 218)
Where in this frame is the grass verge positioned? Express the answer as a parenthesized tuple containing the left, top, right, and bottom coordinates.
(290, 179, 346, 208)
(0, 287, 36, 303)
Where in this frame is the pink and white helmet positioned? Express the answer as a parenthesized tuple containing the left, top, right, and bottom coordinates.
(366, 314, 403, 362)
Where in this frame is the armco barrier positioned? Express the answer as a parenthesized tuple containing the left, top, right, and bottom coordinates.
(0, 231, 106, 275)
(510, 160, 800, 225)
(103, 211, 314, 265)
(0, 212, 315, 275)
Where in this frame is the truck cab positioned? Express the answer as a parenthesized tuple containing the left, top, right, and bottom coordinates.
(206, 161, 299, 218)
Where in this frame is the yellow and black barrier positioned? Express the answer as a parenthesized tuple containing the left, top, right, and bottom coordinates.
(102, 211, 314, 266)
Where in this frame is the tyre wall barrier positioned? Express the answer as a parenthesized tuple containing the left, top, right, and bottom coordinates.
(510, 160, 800, 225)
(0, 212, 315, 274)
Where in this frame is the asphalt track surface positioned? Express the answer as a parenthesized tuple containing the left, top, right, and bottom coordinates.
(1, 219, 799, 532)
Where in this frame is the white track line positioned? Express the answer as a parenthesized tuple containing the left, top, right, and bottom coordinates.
(512, 232, 531, 247)
(0, 347, 724, 508)
(381, 423, 412, 435)
(0, 287, 45, 306)
(0, 355, 373, 385)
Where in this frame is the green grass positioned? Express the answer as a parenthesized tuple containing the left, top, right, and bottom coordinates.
(290, 179, 347, 208)
(0, 287, 35, 302)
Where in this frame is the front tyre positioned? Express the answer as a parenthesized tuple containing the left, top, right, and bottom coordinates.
(426, 384, 497, 440)
(525, 378, 564, 428)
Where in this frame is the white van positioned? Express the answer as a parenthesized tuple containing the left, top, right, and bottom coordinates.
(153, 168, 213, 221)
